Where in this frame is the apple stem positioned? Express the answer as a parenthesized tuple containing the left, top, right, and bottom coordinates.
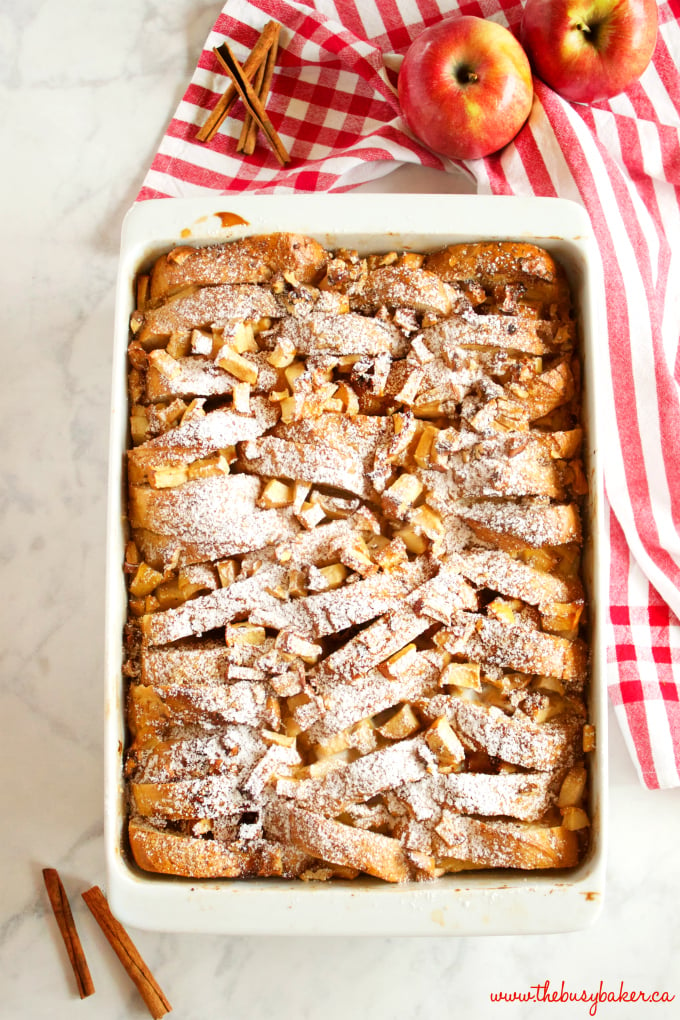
(455, 65, 479, 85)
(573, 18, 603, 45)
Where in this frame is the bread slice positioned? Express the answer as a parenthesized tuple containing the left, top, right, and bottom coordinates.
(435, 813, 579, 869)
(423, 240, 567, 291)
(263, 801, 432, 882)
(419, 313, 561, 357)
(270, 311, 409, 358)
(275, 736, 432, 817)
(457, 500, 582, 548)
(316, 604, 434, 684)
(129, 819, 317, 878)
(420, 696, 583, 770)
(148, 233, 328, 301)
(357, 265, 452, 316)
(132, 284, 285, 347)
(449, 548, 583, 607)
(127, 401, 278, 484)
(143, 353, 279, 403)
(307, 660, 439, 742)
(394, 769, 563, 823)
(140, 639, 234, 686)
(238, 434, 375, 499)
(435, 609, 587, 680)
(128, 681, 280, 746)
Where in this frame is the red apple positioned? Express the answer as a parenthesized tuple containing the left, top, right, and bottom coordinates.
(397, 16, 534, 161)
(521, 0, 658, 103)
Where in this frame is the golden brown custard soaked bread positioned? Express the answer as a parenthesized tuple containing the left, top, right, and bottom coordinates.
(123, 235, 593, 882)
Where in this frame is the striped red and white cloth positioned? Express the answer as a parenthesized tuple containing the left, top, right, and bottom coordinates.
(137, 0, 680, 788)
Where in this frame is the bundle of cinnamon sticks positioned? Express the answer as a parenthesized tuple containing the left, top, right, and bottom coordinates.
(43, 869, 171, 1018)
(196, 21, 290, 164)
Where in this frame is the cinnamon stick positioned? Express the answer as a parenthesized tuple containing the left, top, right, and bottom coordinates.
(196, 20, 280, 143)
(42, 868, 95, 999)
(237, 58, 267, 153)
(213, 41, 290, 165)
(82, 886, 171, 1019)
(242, 29, 280, 156)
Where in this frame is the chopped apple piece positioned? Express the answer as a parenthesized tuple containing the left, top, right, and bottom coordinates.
(425, 716, 465, 765)
(409, 504, 444, 539)
(379, 643, 418, 679)
(371, 536, 408, 572)
(148, 464, 189, 489)
(166, 331, 192, 359)
(395, 525, 428, 554)
(216, 559, 238, 587)
(130, 405, 152, 445)
(534, 675, 565, 696)
(312, 731, 351, 758)
(296, 501, 326, 529)
(259, 478, 295, 508)
(561, 806, 590, 830)
(188, 452, 230, 480)
(486, 597, 518, 625)
(414, 425, 439, 468)
(148, 348, 181, 379)
(439, 661, 482, 691)
(262, 729, 297, 748)
(155, 398, 186, 430)
(284, 360, 306, 387)
(190, 328, 213, 355)
(541, 601, 584, 634)
(275, 630, 323, 663)
(583, 724, 596, 753)
(214, 345, 258, 384)
(219, 321, 256, 353)
(375, 704, 421, 740)
(136, 273, 150, 307)
(413, 399, 445, 418)
(382, 473, 423, 518)
(154, 578, 185, 609)
(292, 480, 312, 512)
(226, 622, 267, 646)
(519, 547, 558, 572)
(279, 395, 300, 423)
(336, 381, 360, 415)
(558, 766, 587, 807)
(267, 336, 297, 367)
(129, 562, 164, 598)
(316, 563, 348, 590)
(232, 381, 251, 413)
(287, 568, 307, 598)
(337, 535, 375, 576)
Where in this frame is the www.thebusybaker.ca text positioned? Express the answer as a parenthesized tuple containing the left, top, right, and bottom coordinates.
(490, 979, 675, 1015)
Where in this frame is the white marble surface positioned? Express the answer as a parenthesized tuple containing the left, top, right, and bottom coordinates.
(1, 1, 679, 1017)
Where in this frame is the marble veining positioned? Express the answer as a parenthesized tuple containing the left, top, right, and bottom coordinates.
(1, 1, 679, 1017)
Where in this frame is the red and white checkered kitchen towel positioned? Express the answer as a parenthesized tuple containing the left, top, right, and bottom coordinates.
(137, 0, 680, 789)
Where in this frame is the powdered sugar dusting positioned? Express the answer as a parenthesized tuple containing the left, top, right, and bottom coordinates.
(124, 234, 589, 882)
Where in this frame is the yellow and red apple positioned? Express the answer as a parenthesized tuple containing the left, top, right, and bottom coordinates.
(521, 0, 658, 103)
(397, 16, 534, 161)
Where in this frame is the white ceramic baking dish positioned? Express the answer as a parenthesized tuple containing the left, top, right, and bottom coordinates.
(105, 194, 607, 935)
